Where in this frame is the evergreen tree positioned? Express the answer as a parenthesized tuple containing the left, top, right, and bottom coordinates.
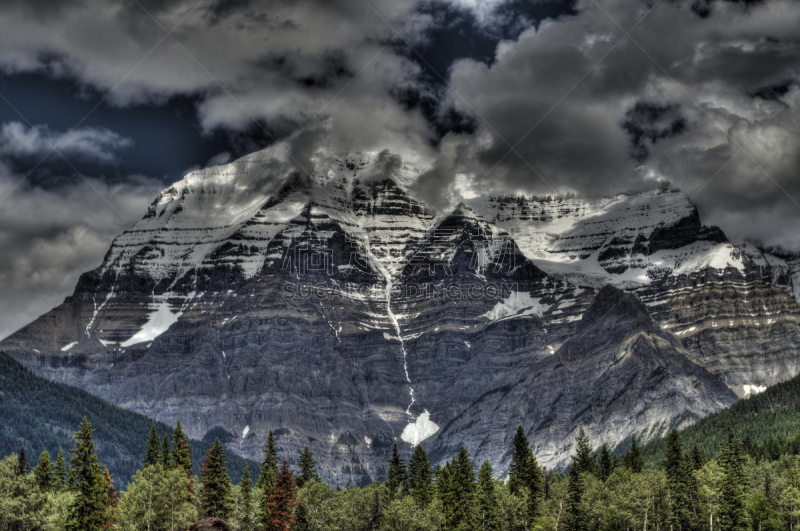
(623, 435, 644, 473)
(172, 421, 194, 505)
(16, 447, 27, 476)
(266, 460, 298, 531)
(161, 434, 173, 468)
(409, 444, 433, 507)
(296, 446, 319, 489)
(564, 428, 593, 531)
(598, 444, 614, 482)
(143, 422, 160, 467)
(664, 429, 693, 531)
(66, 417, 106, 531)
(719, 425, 749, 531)
(451, 446, 477, 530)
(258, 430, 280, 490)
(54, 447, 68, 490)
(172, 421, 193, 475)
(238, 465, 255, 531)
(33, 450, 54, 491)
(508, 426, 543, 518)
(477, 461, 501, 531)
(691, 445, 706, 471)
(200, 438, 233, 520)
(387, 443, 408, 497)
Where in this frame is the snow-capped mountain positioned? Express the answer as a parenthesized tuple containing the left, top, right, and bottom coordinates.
(3, 146, 800, 480)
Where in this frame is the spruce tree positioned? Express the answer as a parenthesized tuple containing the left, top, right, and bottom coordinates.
(564, 428, 593, 531)
(598, 444, 614, 481)
(409, 444, 433, 507)
(200, 438, 233, 520)
(296, 446, 319, 489)
(266, 460, 298, 531)
(691, 445, 706, 471)
(34, 451, 55, 491)
(477, 461, 501, 531)
(161, 434, 173, 468)
(239, 465, 255, 531)
(66, 417, 106, 531)
(623, 435, 644, 473)
(508, 426, 543, 518)
(143, 422, 160, 467)
(54, 448, 68, 490)
(258, 430, 280, 490)
(386, 443, 408, 497)
(664, 429, 692, 531)
(719, 425, 749, 531)
(172, 421, 194, 504)
(451, 446, 477, 529)
(16, 447, 28, 476)
(437, 461, 456, 527)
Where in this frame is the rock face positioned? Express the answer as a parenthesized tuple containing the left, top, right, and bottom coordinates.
(2, 146, 800, 482)
(430, 286, 737, 470)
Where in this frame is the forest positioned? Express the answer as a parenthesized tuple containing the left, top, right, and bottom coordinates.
(3, 409, 800, 531)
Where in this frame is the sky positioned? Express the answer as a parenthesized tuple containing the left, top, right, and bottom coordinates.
(0, 0, 799, 338)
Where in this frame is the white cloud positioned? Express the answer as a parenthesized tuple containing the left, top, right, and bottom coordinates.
(0, 121, 133, 162)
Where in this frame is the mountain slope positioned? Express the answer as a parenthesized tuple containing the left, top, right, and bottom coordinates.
(0, 352, 254, 488)
(641, 370, 800, 466)
(428, 285, 737, 470)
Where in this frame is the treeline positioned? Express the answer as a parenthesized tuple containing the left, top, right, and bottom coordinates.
(0, 352, 253, 486)
(4, 416, 800, 531)
(642, 372, 800, 466)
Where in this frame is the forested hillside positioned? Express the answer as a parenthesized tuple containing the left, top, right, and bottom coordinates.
(0, 352, 254, 487)
(642, 372, 800, 466)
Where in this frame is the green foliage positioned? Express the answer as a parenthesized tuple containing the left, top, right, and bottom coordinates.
(115, 464, 196, 531)
(235, 465, 255, 531)
(200, 438, 233, 520)
(386, 443, 407, 498)
(476, 461, 501, 531)
(54, 448, 68, 491)
(0, 454, 51, 531)
(34, 451, 55, 492)
(297, 446, 319, 490)
(624, 435, 645, 473)
(66, 417, 106, 531)
(408, 445, 433, 508)
(143, 423, 160, 468)
(719, 425, 750, 531)
(565, 428, 594, 531)
(257, 431, 279, 491)
(508, 425, 543, 519)
(0, 353, 254, 488)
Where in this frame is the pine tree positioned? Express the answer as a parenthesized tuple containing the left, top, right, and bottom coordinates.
(102, 468, 118, 530)
(143, 422, 160, 467)
(408, 444, 433, 507)
(719, 425, 749, 531)
(564, 428, 594, 531)
(172, 421, 194, 504)
(507, 426, 543, 518)
(200, 438, 233, 520)
(239, 465, 255, 531)
(664, 429, 692, 531)
(386, 443, 408, 497)
(451, 446, 477, 530)
(66, 417, 106, 531)
(691, 445, 706, 471)
(296, 446, 319, 489)
(54, 447, 68, 490)
(477, 461, 501, 531)
(623, 435, 644, 473)
(161, 434, 173, 468)
(172, 421, 193, 474)
(598, 444, 614, 481)
(16, 447, 28, 476)
(258, 431, 280, 490)
(34, 450, 55, 491)
(266, 460, 298, 531)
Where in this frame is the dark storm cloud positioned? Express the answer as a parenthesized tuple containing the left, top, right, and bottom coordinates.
(623, 103, 687, 163)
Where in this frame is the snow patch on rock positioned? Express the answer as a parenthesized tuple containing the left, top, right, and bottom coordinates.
(61, 342, 78, 352)
(401, 410, 439, 446)
(483, 292, 548, 321)
(121, 302, 182, 347)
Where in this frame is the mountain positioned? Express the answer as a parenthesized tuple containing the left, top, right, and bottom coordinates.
(2, 146, 800, 482)
(429, 285, 737, 469)
(641, 370, 800, 466)
(0, 352, 254, 488)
